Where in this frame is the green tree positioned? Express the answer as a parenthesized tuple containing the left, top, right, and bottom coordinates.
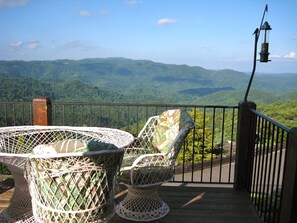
(177, 109, 213, 164)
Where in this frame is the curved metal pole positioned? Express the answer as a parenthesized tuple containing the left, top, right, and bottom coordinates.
(244, 29, 259, 101)
(243, 4, 268, 101)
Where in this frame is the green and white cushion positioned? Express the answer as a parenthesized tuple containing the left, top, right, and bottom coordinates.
(151, 109, 193, 154)
(151, 109, 181, 153)
(32, 139, 117, 155)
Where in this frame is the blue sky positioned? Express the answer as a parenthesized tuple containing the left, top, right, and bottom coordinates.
(0, 0, 296, 73)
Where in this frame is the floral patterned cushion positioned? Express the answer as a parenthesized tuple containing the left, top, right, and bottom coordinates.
(151, 109, 194, 154)
(32, 139, 117, 155)
(151, 109, 181, 153)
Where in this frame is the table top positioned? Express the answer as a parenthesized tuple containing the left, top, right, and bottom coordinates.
(0, 126, 134, 157)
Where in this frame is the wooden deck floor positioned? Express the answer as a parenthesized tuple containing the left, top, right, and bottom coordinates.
(0, 180, 262, 223)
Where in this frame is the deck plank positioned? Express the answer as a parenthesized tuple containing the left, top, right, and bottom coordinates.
(111, 183, 261, 223)
(0, 188, 13, 210)
(0, 182, 261, 223)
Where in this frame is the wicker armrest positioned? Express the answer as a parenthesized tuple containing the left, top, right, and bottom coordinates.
(119, 153, 173, 186)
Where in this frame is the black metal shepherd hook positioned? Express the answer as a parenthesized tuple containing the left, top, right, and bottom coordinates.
(244, 4, 271, 101)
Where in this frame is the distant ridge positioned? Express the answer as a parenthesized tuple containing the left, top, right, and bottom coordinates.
(0, 57, 297, 105)
(180, 87, 234, 96)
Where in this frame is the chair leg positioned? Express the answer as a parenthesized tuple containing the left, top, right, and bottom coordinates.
(115, 185, 169, 222)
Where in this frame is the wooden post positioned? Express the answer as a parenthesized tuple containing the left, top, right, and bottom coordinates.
(234, 101, 257, 191)
(32, 97, 52, 125)
(280, 127, 297, 223)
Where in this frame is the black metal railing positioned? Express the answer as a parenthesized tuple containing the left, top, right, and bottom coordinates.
(2, 100, 297, 222)
(0, 102, 33, 174)
(248, 109, 290, 223)
(0, 101, 238, 184)
(0, 101, 33, 127)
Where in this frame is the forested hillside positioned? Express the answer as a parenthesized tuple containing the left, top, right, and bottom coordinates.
(258, 100, 297, 128)
(0, 75, 125, 102)
(0, 58, 296, 107)
(0, 75, 189, 104)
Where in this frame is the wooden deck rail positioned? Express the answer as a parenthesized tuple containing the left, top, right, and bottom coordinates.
(32, 97, 52, 125)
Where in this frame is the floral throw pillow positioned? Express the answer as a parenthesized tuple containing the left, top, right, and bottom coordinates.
(32, 139, 117, 155)
(151, 109, 181, 153)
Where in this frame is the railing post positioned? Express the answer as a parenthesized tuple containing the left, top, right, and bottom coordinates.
(280, 127, 297, 223)
(234, 101, 257, 191)
(32, 97, 52, 125)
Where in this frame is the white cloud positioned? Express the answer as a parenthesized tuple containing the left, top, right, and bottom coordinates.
(126, 0, 142, 5)
(9, 40, 40, 50)
(79, 10, 93, 17)
(0, 0, 29, 8)
(284, 51, 296, 59)
(9, 41, 23, 48)
(79, 9, 108, 17)
(291, 36, 297, 40)
(27, 41, 39, 49)
(157, 18, 178, 26)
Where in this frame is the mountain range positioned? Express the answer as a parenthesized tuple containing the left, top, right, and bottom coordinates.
(0, 57, 296, 106)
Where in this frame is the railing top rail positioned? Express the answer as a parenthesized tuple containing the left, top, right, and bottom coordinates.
(50, 102, 239, 109)
(0, 101, 239, 109)
(0, 101, 32, 105)
(250, 108, 291, 132)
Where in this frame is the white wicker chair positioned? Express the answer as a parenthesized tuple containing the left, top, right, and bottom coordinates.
(116, 109, 195, 222)
(0, 126, 133, 223)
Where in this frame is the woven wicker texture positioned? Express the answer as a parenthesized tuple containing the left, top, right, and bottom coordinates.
(0, 126, 133, 223)
(116, 109, 195, 221)
(116, 186, 169, 222)
(26, 150, 123, 223)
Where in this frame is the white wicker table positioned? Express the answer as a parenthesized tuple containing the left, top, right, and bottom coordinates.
(0, 126, 134, 223)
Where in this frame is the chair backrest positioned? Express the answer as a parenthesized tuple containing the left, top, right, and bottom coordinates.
(133, 109, 195, 158)
(135, 116, 159, 152)
(152, 109, 195, 160)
